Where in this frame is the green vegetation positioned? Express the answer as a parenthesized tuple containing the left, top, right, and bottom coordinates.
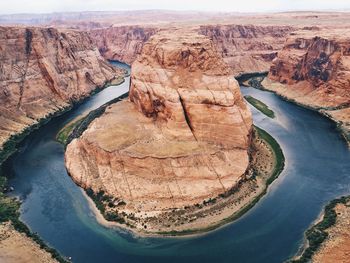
(254, 126, 284, 185)
(290, 196, 350, 263)
(0, 106, 74, 166)
(62, 92, 129, 146)
(2, 75, 126, 162)
(56, 117, 85, 145)
(245, 95, 275, 118)
(85, 188, 127, 225)
(157, 126, 285, 236)
(0, 173, 69, 263)
(235, 71, 268, 86)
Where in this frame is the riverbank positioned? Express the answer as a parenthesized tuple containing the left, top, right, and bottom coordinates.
(242, 73, 350, 262)
(76, 125, 285, 237)
(0, 174, 69, 263)
(245, 75, 350, 146)
(58, 92, 129, 146)
(56, 78, 129, 145)
(0, 72, 126, 261)
(235, 71, 268, 87)
(0, 75, 125, 166)
(290, 196, 350, 263)
(0, 222, 59, 263)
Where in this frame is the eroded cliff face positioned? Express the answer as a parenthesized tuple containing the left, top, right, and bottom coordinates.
(264, 29, 350, 143)
(89, 24, 293, 76)
(199, 24, 294, 75)
(65, 30, 253, 230)
(89, 26, 158, 65)
(0, 26, 124, 151)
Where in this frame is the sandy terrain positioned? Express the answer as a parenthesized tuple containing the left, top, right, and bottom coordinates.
(313, 201, 350, 263)
(0, 222, 58, 263)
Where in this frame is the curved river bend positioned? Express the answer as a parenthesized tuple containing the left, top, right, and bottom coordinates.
(4, 62, 350, 263)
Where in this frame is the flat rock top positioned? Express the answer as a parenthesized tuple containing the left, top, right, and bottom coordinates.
(135, 29, 232, 75)
(84, 100, 222, 158)
(289, 28, 350, 41)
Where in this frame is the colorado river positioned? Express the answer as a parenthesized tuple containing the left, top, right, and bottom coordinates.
(3, 64, 350, 263)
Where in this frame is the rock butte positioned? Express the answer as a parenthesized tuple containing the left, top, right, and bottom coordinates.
(65, 30, 253, 223)
(263, 29, 350, 143)
(0, 26, 125, 151)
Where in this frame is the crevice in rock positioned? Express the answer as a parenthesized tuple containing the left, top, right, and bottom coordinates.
(25, 29, 33, 55)
(178, 92, 197, 141)
(17, 29, 33, 109)
(118, 153, 133, 199)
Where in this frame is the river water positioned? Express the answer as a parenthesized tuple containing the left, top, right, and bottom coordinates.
(4, 63, 350, 263)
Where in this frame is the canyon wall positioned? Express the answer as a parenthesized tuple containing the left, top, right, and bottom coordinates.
(263, 29, 350, 142)
(0, 26, 124, 151)
(89, 26, 158, 65)
(65, 29, 252, 230)
(89, 24, 294, 75)
(199, 24, 294, 75)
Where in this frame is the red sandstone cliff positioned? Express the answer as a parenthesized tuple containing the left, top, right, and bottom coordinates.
(263, 29, 350, 143)
(89, 24, 293, 76)
(89, 26, 158, 65)
(0, 26, 125, 151)
(199, 24, 293, 75)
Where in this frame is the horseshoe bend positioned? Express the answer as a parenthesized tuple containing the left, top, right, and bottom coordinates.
(65, 30, 283, 234)
(1, 6, 350, 263)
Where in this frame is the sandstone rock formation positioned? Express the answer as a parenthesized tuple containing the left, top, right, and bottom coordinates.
(263, 29, 350, 143)
(89, 24, 293, 76)
(199, 24, 293, 75)
(90, 26, 158, 65)
(65, 29, 253, 229)
(0, 26, 125, 152)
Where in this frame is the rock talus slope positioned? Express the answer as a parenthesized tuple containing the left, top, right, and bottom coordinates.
(0, 26, 124, 151)
(263, 29, 350, 143)
(65, 30, 253, 221)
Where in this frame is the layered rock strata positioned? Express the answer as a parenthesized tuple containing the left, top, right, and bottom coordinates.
(89, 24, 294, 75)
(65, 30, 253, 232)
(0, 26, 125, 151)
(199, 24, 294, 75)
(89, 26, 158, 65)
(263, 29, 350, 143)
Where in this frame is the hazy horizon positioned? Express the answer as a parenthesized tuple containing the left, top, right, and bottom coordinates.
(1, 0, 350, 15)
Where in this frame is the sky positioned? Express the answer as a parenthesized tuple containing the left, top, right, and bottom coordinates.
(0, 0, 350, 15)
